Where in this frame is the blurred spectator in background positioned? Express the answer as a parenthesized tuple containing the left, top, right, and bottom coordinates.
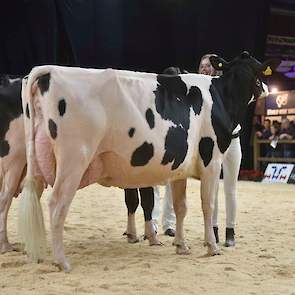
(279, 118, 295, 158)
(257, 119, 271, 139)
(255, 118, 271, 157)
(266, 123, 282, 158)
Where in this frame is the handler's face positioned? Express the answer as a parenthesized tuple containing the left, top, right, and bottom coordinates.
(199, 57, 216, 76)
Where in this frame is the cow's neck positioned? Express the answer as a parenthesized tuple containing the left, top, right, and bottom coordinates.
(212, 70, 253, 131)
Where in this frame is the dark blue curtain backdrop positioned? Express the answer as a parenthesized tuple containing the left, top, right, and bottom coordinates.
(0, 0, 272, 168)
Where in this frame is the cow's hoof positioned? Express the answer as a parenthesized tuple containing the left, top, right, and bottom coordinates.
(173, 240, 190, 255)
(52, 260, 71, 273)
(176, 244, 190, 255)
(126, 233, 139, 244)
(207, 244, 221, 256)
(148, 237, 163, 246)
(0, 242, 13, 254)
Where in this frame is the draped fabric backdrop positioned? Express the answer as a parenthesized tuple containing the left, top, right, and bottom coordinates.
(0, 0, 272, 169)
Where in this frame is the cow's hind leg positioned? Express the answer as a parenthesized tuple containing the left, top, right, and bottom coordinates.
(0, 190, 14, 253)
(171, 179, 190, 255)
(49, 150, 95, 272)
(124, 189, 139, 243)
(0, 165, 26, 253)
(200, 162, 221, 256)
(139, 187, 161, 246)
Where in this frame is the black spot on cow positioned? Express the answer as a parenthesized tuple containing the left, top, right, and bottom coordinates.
(209, 80, 233, 153)
(131, 142, 154, 166)
(187, 86, 203, 115)
(129, 127, 135, 138)
(0, 140, 10, 157)
(58, 98, 66, 116)
(37, 73, 50, 95)
(48, 119, 57, 139)
(161, 126, 188, 170)
(154, 75, 203, 169)
(145, 108, 155, 129)
(0, 77, 23, 157)
(26, 103, 30, 119)
(199, 137, 214, 167)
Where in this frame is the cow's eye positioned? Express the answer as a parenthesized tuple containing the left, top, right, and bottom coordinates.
(256, 79, 261, 86)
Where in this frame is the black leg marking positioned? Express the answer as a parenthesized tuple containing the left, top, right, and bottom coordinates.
(125, 189, 139, 215)
(139, 187, 154, 221)
(48, 119, 57, 139)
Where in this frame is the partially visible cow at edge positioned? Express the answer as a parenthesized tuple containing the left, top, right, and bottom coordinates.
(0, 76, 27, 253)
(19, 52, 279, 272)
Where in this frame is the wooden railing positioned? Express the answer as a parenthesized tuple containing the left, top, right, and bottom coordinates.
(253, 138, 295, 170)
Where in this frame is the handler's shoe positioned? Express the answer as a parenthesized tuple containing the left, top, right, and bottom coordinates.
(213, 226, 219, 243)
(164, 228, 176, 237)
(224, 228, 235, 247)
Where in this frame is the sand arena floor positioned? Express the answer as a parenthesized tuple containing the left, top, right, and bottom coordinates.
(1, 180, 295, 295)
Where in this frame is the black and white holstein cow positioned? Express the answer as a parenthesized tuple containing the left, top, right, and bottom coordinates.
(0, 76, 27, 253)
(19, 52, 279, 272)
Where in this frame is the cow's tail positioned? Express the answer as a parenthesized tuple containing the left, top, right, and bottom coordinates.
(18, 66, 51, 262)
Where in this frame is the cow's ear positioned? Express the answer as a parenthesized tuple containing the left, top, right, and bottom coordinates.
(209, 56, 229, 71)
(261, 59, 281, 76)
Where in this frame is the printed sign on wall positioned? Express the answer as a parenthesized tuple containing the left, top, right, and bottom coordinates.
(262, 163, 294, 184)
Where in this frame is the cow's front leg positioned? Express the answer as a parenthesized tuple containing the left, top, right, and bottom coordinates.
(201, 161, 221, 256)
(124, 189, 139, 243)
(171, 179, 189, 255)
(0, 191, 14, 253)
(139, 187, 161, 246)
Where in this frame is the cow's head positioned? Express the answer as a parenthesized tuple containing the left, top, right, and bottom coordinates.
(209, 51, 281, 101)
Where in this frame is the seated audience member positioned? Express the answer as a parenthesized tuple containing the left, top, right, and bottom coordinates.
(256, 119, 271, 139)
(255, 118, 272, 157)
(266, 124, 282, 158)
(279, 118, 295, 158)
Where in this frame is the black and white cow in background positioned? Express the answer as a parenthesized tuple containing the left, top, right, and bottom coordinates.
(0, 75, 28, 253)
(19, 52, 279, 272)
